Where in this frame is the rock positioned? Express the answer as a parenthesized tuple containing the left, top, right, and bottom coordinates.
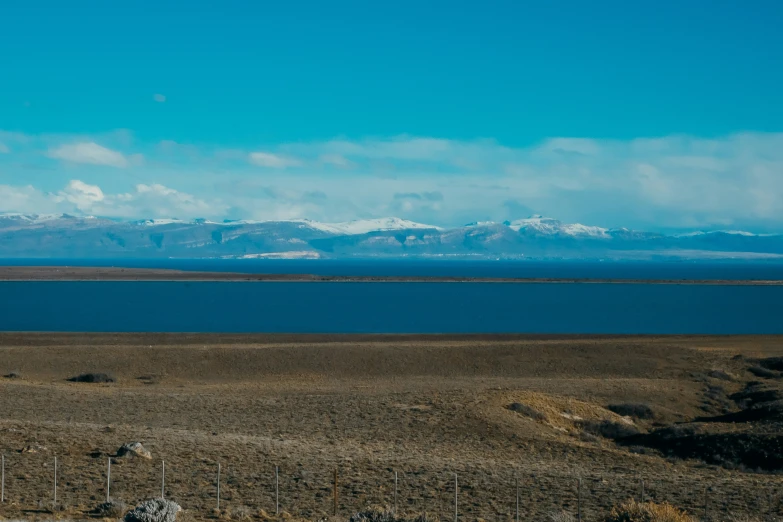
(21, 444, 46, 453)
(117, 442, 152, 460)
(124, 499, 181, 522)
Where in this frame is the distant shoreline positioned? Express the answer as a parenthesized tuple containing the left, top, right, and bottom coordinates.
(1, 265, 782, 285)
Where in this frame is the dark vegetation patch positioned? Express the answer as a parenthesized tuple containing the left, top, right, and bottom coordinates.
(507, 402, 546, 421)
(697, 400, 783, 423)
(577, 431, 598, 443)
(607, 403, 654, 419)
(3, 371, 21, 379)
(749, 366, 779, 379)
(620, 427, 783, 472)
(578, 420, 640, 440)
(67, 372, 116, 383)
(704, 385, 726, 402)
(729, 383, 783, 409)
(757, 357, 783, 372)
(699, 384, 733, 414)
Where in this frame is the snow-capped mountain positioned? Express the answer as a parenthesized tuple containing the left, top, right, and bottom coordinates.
(297, 217, 441, 235)
(503, 215, 609, 238)
(0, 213, 780, 260)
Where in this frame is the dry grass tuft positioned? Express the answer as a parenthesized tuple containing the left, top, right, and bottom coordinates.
(604, 500, 695, 522)
(350, 507, 439, 522)
(93, 499, 128, 518)
(547, 511, 576, 522)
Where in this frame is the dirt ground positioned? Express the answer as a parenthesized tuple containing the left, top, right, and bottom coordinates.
(0, 334, 781, 521)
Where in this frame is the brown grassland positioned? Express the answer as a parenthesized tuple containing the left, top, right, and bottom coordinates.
(0, 334, 781, 521)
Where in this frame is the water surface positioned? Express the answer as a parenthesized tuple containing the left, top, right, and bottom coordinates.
(0, 281, 780, 334)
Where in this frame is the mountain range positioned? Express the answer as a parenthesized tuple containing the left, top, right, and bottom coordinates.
(1, 213, 782, 260)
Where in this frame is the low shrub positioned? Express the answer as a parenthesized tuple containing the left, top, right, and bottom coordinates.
(748, 366, 778, 379)
(579, 420, 640, 440)
(704, 385, 726, 401)
(350, 507, 438, 522)
(578, 431, 599, 443)
(3, 371, 21, 379)
(507, 402, 546, 421)
(729, 384, 783, 407)
(707, 369, 734, 381)
(547, 511, 576, 522)
(67, 372, 116, 383)
(93, 499, 128, 518)
(604, 500, 694, 522)
(607, 403, 654, 419)
(137, 374, 162, 385)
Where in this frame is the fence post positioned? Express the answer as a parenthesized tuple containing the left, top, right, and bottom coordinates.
(333, 468, 339, 517)
(275, 466, 279, 515)
(515, 477, 519, 522)
(454, 473, 458, 522)
(107, 458, 111, 502)
(217, 463, 221, 511)
(53, 456, 58, 505)
(640, 479, 644, 503)
(394, 471, 398, 515)
(703, 486, 708, 521)
(1, 454, 4, 503)
(161, 460, 165, 499)
(769, 491, 774, 522)
(577, 478, 582, 522)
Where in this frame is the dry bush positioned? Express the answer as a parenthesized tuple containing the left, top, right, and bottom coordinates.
(93, 499, 128, 518)
(233, 506, 254, 521)
(508, 402, 546, 421)
(579, 419, 640, 440)
(607, 403, 654, 419)
(547, 511, 576, 522)
(350, 507, 438, 522)
(604, 500, 694, 522)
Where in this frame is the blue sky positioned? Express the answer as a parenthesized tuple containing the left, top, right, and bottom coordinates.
(1, 0, 782, 231)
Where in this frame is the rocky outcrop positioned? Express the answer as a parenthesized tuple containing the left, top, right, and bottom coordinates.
(117, 442, 152, 459)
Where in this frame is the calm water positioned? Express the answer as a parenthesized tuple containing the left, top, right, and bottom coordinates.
(0, 281, 781, 334)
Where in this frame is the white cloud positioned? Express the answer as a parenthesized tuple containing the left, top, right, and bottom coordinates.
(319, 154, 353, 168)
(48, 142, 130, 168)
(248, 152, 302, 168)
(22, 179, 219, 219)
(0, 184, 58, 214)
(55, 180, 105, 210)
(3, 129, 783, 231)
(153, 93, 166, 103)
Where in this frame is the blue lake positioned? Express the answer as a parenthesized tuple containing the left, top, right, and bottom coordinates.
(0, 281, 781, 334)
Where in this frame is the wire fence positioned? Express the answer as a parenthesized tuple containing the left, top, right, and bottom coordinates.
(0, 453, 780, 521)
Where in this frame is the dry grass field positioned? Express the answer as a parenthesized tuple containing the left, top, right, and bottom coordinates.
(0, 334, 781, 521)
